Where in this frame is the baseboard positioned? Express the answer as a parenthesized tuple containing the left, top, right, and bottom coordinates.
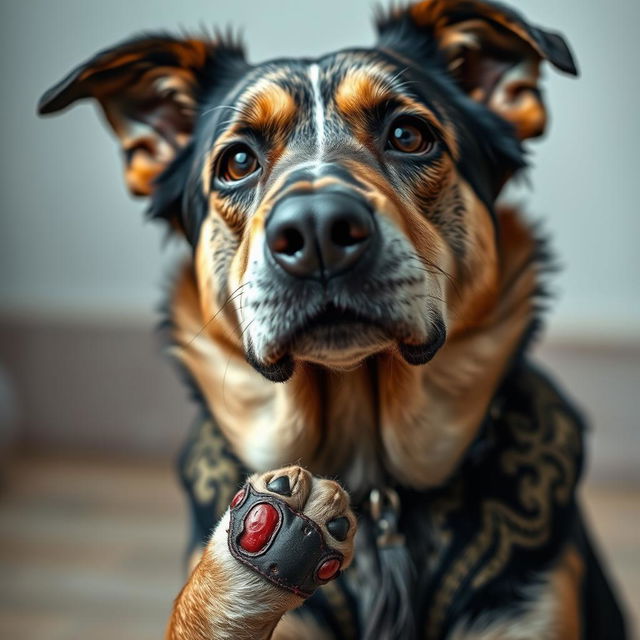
(0, 316, 193, 460)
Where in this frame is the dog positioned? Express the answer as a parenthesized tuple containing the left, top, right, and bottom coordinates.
(38, 1, 629, 638)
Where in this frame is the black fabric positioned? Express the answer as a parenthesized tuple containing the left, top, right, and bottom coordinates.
(177, 360, 628, 638)
(177, 416, 248, 556)
(228, 482, 343, 598)
(414, 363, 588, 636)
(573, 511, 628, 639)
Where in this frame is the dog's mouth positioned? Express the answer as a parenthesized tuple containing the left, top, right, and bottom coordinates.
(302, 304, 378, 331)
(246, 303, 446, 382)
(289, 304, 390, 364)
(258, 303, 386, 365)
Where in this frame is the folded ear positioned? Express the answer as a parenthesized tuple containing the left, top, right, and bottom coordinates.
(379, 0, 578, 140)
(38, 34, 240, 195)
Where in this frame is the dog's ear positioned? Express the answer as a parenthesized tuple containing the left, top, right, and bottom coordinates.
(38, 34, 242, 196)
(378, 0, 578, 140)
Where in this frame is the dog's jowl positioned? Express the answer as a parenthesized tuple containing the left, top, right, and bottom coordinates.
(39, 1, 628, 638)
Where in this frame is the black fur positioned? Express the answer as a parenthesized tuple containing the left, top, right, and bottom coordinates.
(398, 313, 446, 365)
(245, 339, 296, 383)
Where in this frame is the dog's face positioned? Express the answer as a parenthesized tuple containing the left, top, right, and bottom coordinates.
(39, 1, 576, 382)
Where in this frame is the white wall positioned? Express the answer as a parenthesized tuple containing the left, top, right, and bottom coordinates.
(1, 0, 638, 339)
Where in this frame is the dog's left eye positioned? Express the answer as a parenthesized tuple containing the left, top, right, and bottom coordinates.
(386, 117, 436, 155)
(218, 144, 260, 182)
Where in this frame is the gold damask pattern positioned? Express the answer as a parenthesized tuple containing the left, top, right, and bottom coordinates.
(424, 370, 582, 639)
(321, 578, 359, 639)
(178, 368, 583, 640)
(182, 418, 243, 514)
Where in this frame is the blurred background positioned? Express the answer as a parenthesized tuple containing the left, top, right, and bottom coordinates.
(0, 0, 638, 638)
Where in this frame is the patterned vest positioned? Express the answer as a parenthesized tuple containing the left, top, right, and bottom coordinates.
(178, 360, 627, 639)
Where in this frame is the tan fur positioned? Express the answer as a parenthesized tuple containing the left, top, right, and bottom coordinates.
(334, 66, 459, 156)
(409, 1, 551, 139)
(243, 83, 298, 135)
(550, 545, 585, 639)
(273, 613, 334, 639)
(368, 204, 539, 486)
(71, 41, 211, 195)
(203, 78, 298, 209)
(167, 511, 294, 640)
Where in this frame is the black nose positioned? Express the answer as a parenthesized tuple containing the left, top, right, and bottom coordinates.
(265, 192, 375, 279)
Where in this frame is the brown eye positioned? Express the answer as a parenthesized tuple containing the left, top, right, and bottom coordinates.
(387, 118, 435, 154)
(218, 144, 259, 182)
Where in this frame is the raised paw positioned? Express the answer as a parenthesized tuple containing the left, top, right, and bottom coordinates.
(227, 466, 356, 598)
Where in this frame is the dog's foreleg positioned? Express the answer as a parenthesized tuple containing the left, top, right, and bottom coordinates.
(166, 466, 356, 640)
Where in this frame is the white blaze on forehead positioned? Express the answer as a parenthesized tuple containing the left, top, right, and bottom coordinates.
(308, 63, 325, 162)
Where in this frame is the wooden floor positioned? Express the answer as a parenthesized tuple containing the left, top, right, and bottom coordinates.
(0, 454, 637, 639)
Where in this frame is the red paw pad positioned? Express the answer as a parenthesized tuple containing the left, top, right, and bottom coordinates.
(230, 489, 245, 509)
(317, 558, 341, 581)
(239, 503, 280, 553)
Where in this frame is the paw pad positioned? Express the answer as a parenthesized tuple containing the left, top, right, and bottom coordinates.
(230, 489, 245, 508)
(266, 475, 292, 496)
(327, 516, 350, 541)
(238, 503, 280, 553)
(317, 558, 341, 581)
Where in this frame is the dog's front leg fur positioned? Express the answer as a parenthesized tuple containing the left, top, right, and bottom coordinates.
(166, 466, 356, 640)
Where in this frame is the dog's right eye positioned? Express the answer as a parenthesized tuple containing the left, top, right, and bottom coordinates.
(217, 144, 260, 183)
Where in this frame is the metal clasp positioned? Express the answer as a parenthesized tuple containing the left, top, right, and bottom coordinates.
(368, 487, 405, 548)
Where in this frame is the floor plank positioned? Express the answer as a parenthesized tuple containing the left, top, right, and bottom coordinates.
(0, 454, 637, 638)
